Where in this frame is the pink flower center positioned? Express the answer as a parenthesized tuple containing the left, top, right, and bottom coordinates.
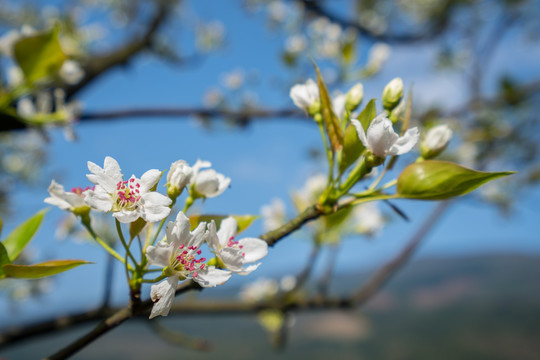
(71, 186, 94, 196)
(114, 178, 141, 211)
(227, 236, 245, 257)
(175, 243, 206, 278)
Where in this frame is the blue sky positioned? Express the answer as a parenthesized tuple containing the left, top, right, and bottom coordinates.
(1, 0, 539, 323)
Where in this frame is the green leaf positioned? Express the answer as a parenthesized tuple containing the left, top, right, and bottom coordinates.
(2, 260, 91, 279)
(13, 26, 67, 83)
(339, 123, 365, 175)
(2, 209, 47, 262)
(323, 206, 353, 230)
(314, 63, 344, 152)
(397, 160, 515, 200)
(0, 242, 10, 278)
(0, 217, 2, 238)
(356, 99, 376, 131)
(341, 40, 356, 65)
(189, 215, 259, 234)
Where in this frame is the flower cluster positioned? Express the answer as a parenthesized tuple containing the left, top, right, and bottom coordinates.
(146, 212, 267, 318)
(45, 156, 266, 319)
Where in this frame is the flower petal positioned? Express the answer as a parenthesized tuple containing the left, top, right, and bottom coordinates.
(193, 266, 231, 288)
(351, 119, 368, 148)
(141, 192, 172, 222)
(387, 127, 420, 156)
(146, 241, 173, 268)
(139, 169, 162, 193)
(113, 209, 140, 223)
(84, 187, 112, 212)
(217, 217, 237, 248)
(367, 114, 398, 156)
(149, 275, 178, 319)
(218, 247, 244, 272)
(235, 263, 261, 276)
(167, 211, 191, 247)
(238, 237, 268, 263)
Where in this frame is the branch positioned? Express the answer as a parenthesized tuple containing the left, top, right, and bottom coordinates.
(297, 0, 450, 44)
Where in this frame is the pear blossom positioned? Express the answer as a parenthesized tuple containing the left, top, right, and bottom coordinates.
(239, 278, 279, 302)
(190, 159, 231, 198)
(290, 78, 319, 112)
(84, 156, 172, 223)
(351, 113, 419, 157)
(421, 124, 453, 159)
(166, 160, 193, 198)
(345, 83, 364, 111)
(206, 217, 268, 275)
(146, 212, 231, 318)
(332, 92, 346, 119)
(44, 180, 92, 214)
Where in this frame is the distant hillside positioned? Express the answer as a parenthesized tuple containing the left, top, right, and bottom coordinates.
(1, 254, 539, 360)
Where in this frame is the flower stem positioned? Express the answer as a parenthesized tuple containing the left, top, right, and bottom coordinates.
(115, 219, 138, 266)
(81, 218, 133, 271)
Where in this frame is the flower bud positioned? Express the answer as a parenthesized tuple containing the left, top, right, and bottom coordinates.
(345, 83, 364, 112)
(167, 160, 193, 199)
(382, 77, 403, 111)
(421, 124, 453, 159)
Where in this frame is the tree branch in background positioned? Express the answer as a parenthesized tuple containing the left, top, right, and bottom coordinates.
(0, 200, 451, 353)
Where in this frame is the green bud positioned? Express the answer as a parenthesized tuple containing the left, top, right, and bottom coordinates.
(313, 112, 323, 123)
(72, 205, 91, 217)
(167, 184, 181, 200)
(382, 77, 403, 111)
(365, 152, 385, 168)
(345, 83, 364, 112)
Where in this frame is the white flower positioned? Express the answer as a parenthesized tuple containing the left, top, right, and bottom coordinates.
(260, 198, 286, 232)
(366, 42, 391, 70)
(190, 159, 231, 198)
(59, 60, 85, 85)
(421, 124, 453, 159)
(0, 30, 21, 58)
(351, 113, 419, 157)
(167, 160, 193, 197)
(6, 66, 23, 88)
(44, 180, 91, 213)
(146, 211, 231, 318)
(351, 202, 384, 236)
(289, 78, 319, 112)
(206, 217, 268, 275)
(16, 98, 36, 118)
(84, 156, 172, 223)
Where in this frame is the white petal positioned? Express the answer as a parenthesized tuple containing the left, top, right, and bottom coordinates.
(103, 156, 122, 182)
(146, 241, 173, 268)
(193, 266, 231, 288)
(44, 196, 71, 210)
(87, 160, 118, 193)
(217, 217, 237, 248)
(84, 187, 112, 212)
(167, 211, 192, 246)
(351, 119, 368, 148)
(235, 263, 261, 276)
(387, 127, 420, 156)
(205, 221, 220, 253)
(218, 247, 244, 272)
(141, 192, 172, 222)
(113, 209, 140, 223)
(209, 173, 231, 198)
(149, 276, 178, 319)
(238, 237, 268, 263)
(139, 169, 162, 193)
(192, 159, 211, 177)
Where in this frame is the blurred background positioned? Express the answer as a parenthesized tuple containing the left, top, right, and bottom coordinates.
(0, 0, 539, 359)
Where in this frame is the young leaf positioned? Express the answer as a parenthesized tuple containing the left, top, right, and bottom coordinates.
(397, 160, 515, 200)
(356, 99, 376, 131)
(339, 123, 365, 175)
(0, 242, 10, 278)
(13, 26, 67, 83)
(2, 209, 47, 262)
(189, 215, 259, 234)
(314, 63, 344, 152)
(2, 260, 91, 279)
